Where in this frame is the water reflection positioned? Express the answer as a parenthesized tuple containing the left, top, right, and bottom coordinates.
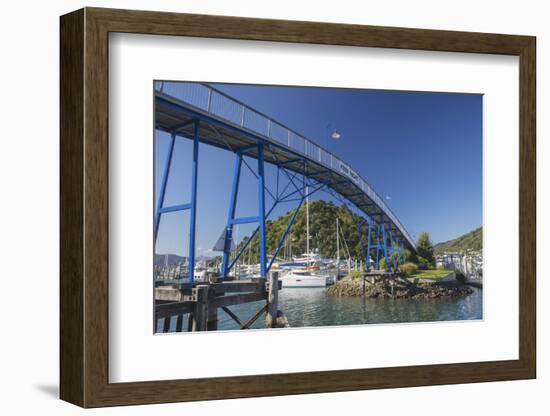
(273, 287, 480, 329)
(157, 286, 482, 332)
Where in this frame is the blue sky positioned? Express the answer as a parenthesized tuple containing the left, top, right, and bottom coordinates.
(155, 83, 482, 257)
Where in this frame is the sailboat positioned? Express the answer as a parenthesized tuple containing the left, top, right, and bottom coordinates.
(279, 269, 327, 287)
(280, 186, 328, 288)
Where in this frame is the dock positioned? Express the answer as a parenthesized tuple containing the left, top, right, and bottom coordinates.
(155, 271, 288, 332)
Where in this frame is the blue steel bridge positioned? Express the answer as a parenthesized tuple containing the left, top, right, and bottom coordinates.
(154, 82, 417, 282)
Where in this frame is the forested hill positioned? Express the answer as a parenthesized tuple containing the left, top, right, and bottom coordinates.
(433, 227, 482, 255)
(235, 200, 369, 261)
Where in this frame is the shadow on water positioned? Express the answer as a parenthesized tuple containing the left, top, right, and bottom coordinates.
(157, 286, 482, 332)
(217, 286, 482, 331)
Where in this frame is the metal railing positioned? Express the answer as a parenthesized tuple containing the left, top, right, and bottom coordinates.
(155, 81, 416, 249)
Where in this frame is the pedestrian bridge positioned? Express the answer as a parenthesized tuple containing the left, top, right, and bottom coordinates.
(154, 81, 416, 281)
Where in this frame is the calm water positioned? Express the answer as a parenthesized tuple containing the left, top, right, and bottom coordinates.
(157, 286, 482, 332)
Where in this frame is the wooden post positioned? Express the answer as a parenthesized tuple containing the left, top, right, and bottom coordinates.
(175, 314, 184, 332)
(162, 316, 172, 332)
(192, 285, 209, 331)
(207, 295, 218, 331)
(266, 271, 279, 328)
(187, 313, 194, 332)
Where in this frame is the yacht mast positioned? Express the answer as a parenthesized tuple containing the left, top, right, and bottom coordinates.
(336, 217, 340, 278)
(336, 217, 340, 261)
(306, 185, 310, 256)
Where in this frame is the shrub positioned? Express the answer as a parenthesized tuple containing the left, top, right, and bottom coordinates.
(348, 271, 363, 279)
(400, 262, 418, 276)
(417, 256, 429, 270)
(377, 258, 386, 270)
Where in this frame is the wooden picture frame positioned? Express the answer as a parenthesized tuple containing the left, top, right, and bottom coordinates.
(60, 7, 536, 408)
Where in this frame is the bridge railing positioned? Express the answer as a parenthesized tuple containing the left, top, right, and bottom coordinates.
(155, 81, 415, 249)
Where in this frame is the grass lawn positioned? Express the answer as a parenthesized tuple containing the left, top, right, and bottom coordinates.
(409, 269, 452, 280)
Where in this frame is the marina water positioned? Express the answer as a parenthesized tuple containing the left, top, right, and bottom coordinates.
(158, 286, 482, 332)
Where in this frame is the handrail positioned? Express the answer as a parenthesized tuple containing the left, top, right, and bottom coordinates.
(155, 81, 416, 249)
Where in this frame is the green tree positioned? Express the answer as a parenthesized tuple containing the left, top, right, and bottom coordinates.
(231, 200, 372, 264)
(416, 231, 434, 265)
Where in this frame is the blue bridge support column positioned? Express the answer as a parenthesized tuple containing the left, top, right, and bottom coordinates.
(355, 218, 373, 273)
(388, 226, 397, 272)
(218, 142, 267, 279)
(375, 223, 381, 270)
(188, 122, 200, 282)
(154, 131, 176, 243)
(221, 153, 243, 277)
(257, 143, 267, 278)
(395, 233, 405, 265)
(394, 232, 401, 267)
(380, 215, 390, 271)
(154, 121, 200, 282)
(267, 196, 305, 272)
(366, 218, 372, 271)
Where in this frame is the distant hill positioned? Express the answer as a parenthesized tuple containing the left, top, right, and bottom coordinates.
(154, 254, 219, 266)
(433, 227, 482, 255)
(154, 253, 186, 266)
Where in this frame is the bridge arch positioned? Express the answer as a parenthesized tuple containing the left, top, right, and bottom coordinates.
(154, 82, 416, 281)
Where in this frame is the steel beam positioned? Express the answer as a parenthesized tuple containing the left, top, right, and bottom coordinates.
(366, 218, 372, 271)
(188, 121, 200, 282)
(154, 131, 176, 242)
(171, 119, 198, 132)
(226, 202, 279, 273)
(230, 216, 261, 225)
(258, 143, 267, 278)
(156, 94, 417, 251)
(154, 122, 200, 283)
(380, 215, 390, 271)
(221, 153, 243, 277)
(158, 203, 192, 214)
(278, 158, 304, 167)
(388, 227, 397, 272)
(267, 196, 305, 272)
(236, 143, 260, 154)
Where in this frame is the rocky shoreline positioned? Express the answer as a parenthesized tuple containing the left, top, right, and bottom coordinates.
(325, 275, 473, 299)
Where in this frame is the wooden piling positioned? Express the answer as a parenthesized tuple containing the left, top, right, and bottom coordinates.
(162, 316, 171, 332)
(266, 271, 279, 328)
(192, 285, 209, 331)
(187, 313, 194, 332)
(175, 314, 184, 332)
(154, 278, 288, 332)
(207, 296, 218, 331)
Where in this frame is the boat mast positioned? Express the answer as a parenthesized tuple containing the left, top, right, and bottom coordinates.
(336, 217, 340, 278)
(337, 219, 352, 272)
(336, 217, 340, 261)
(306, 185, 310, 256)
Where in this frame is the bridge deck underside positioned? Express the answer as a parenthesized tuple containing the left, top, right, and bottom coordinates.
(155, 92, 415, 251)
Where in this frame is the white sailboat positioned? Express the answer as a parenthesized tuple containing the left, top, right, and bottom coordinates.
(280, 270, 327, 287)
(280, 187, 328, 288)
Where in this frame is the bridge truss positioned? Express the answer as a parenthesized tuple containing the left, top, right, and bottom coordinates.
(154, 82, 416, 281)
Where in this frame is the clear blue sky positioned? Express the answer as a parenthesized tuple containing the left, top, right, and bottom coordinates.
(155, 82, 482, 257)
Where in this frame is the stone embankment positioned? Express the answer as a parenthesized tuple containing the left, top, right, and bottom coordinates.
(326, 275, 473, 299)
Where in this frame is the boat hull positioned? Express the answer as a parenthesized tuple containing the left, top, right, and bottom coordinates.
(280, 275, 327, 288)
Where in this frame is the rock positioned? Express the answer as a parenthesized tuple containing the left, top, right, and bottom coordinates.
(325, 276, 473, 299)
